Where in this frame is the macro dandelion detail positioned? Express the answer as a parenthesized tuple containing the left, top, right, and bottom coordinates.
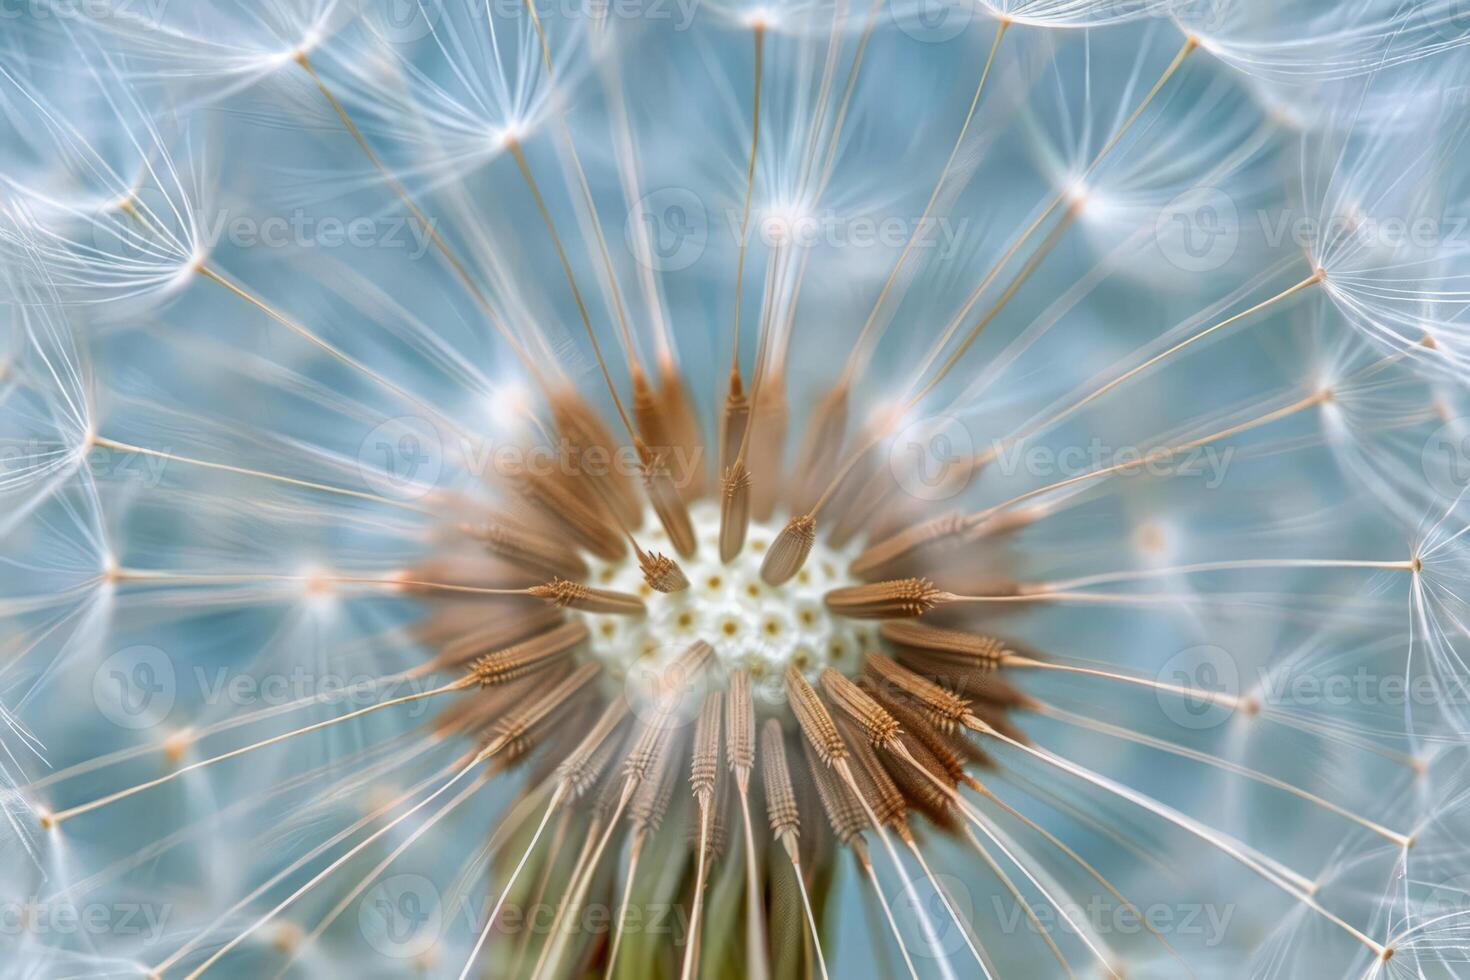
(4, 1, 1470, 978)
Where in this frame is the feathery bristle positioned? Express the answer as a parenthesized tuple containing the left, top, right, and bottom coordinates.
(879, 620, 1009, 667)
(801, 735, 866, 846)
(824, 578, 945, 619)
(719, 461, 753, 563)
(850, 512, 969, 579)
(529, 578, 647, 615)
(785, 666, 846, 764)
(691, 691, 723, 800)
(726, 671, 755, 779)
(470, 620, 589, 686)
(819, 667, 902, 747)
(639, 550, 690, 593)
(863, 653, 973, 728)
(760, 720, 800, 841)
(760, 514, 816, 586)
(465, 519, 588, 579)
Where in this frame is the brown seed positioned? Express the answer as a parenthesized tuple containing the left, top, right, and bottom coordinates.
(508, 461, 626, 561)
(860, 680, 978, 781)
(630, 736, 685, 834)
(824, 578, 946, 620)
(549, 387, 644, 530)
(785, 666, 846, 765)
(719, 462, 753, 563)
(863, 653, 972, 729)
(463, 519, 588, 580)
(850, 512, 969, 580)
(690, 691, 723, 800)
(746, 379, 788, 520)
(657, 355, 707, 501)
(490, 662, 602, 755)
(792, 382, 849, 516)
(639, 551, 690, 594)
(529, 578, 646, 616)
(689, 752, 730, 861)
(837, 717, 908, 833)
(624, 708, 677, 784)
(760, 514, 816, 586)
(760, 719, 800, 840)
(819, 668, 901, 748)
(556, 697, 631, 798)
(720, 367, 750, 474)
(879, 620, 1009, 668)
(425, 605, 562, 670)
(469, 620, 589, 686)
(800, 735, 866, 846)
(725, 671, 755, 780)
(432, 664, 570, 739)
(637, 439, 698, 558)
(660, 639, 715, 694)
